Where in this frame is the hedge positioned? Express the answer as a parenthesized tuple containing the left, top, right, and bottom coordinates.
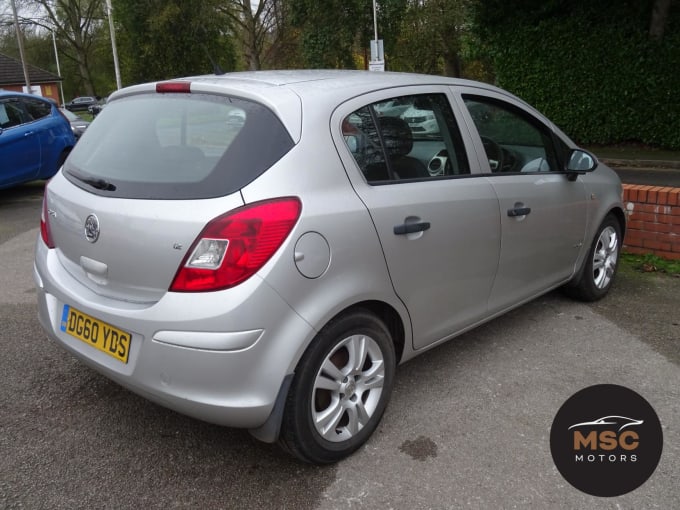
(488, 15, 680, 149)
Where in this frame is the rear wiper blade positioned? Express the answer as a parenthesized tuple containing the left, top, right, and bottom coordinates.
(83, 177, 116, 191)
(68, 170, 117, 191)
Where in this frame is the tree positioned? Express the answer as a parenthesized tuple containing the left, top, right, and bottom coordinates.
(22, 0, 106, 96)
(113, 0, 236, 84)
(291, 0, 369, 68)
(215, 0, 297, 70)
(215, 0, 263, 70)
(287, 0, 476, 75)
(389, 0, 470, 76)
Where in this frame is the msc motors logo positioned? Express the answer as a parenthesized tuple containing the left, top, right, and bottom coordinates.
(550, 384, 663, 497)
(570, 415, 642, 463)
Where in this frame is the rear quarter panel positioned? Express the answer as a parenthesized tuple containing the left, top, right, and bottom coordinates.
(240, 121, 409, 371)
(37, 110, 75, 179)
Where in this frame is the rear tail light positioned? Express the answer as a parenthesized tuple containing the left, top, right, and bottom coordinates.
(40, 191, 55, 249)
(170, 197, 302, 292)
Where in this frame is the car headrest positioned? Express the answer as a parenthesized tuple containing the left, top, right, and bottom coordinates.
(378, 116, 413, 157)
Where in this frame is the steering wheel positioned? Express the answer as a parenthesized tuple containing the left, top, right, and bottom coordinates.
(481, 136, 504, 172)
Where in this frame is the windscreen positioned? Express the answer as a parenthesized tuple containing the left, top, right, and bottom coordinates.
(64, 93, 294, 199)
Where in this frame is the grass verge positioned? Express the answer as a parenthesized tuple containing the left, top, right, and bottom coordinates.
(620, 252, 680, 277)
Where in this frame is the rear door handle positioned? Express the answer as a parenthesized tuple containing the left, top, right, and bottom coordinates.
(507, 207, 531, 217)
(394, 221, 431, 235)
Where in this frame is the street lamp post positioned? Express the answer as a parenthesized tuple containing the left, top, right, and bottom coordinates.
(51, 30, 66, 105)
(373, 0, 378, 42)
(105, 0, 122, 90)
(369, 0, 384, 71)
(10, 0, 31, 91)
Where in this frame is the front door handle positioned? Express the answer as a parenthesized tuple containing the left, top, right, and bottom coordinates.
(507, 207, 531, 217)
(394, 221, 431, 235)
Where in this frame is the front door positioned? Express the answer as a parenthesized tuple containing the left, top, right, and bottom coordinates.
(459, 94, 587, 312)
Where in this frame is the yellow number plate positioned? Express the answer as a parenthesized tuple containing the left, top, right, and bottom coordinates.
(60, 305, 131, 364)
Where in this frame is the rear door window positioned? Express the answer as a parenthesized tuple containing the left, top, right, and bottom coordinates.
(65, 93, 294, 199)
(342, 93, 470, 184)
(22, 97, 52, 120)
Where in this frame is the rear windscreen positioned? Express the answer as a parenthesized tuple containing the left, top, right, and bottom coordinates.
(64, 93, 294, 199)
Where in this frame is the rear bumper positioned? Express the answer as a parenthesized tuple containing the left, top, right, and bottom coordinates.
(34, 239, 314, 429)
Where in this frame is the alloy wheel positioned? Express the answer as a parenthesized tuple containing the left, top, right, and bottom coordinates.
(311, 334, 385, 442)
(592, 225, 619, 289)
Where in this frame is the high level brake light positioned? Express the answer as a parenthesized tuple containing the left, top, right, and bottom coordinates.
(156, 81, 191, 93)
(170, 197, 302, 292)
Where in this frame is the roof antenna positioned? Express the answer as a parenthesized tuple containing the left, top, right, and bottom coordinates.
(204, 46, 226, 76)
(197, 26, 226, 75)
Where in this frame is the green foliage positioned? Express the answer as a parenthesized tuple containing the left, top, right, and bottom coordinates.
(0, 26, 115, 100)
(387, 0, 470, 76)
(478, 2, 680, 149)
(11, 0, 677, 153)
(621, 253, 680, 275)
(289, 0, 475, 75)
(113, 0, 236, 85)
(291, 0, 369, 68)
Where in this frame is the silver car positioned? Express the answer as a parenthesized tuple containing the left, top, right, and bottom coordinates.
(34, 70, 624, 464)
(59, 108, 90, 140)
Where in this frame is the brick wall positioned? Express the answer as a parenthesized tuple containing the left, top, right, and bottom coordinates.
(622, 184, 680, 260)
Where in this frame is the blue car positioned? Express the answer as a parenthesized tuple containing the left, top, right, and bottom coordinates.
(0, 91, 75, 190)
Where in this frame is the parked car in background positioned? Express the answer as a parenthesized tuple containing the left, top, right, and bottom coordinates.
(400, 103, 440, 136)
(226, 109, 245, 129)
(0, 91, 75, 190)
(64, 96, 99, 112)
(88, 96, 108, 116)
(59, 108, 90, 140)
(35, 70, 624, 464)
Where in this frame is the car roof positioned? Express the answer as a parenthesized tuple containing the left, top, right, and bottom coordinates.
(115, 69, 507, 100)
(110, 70, 519, 143)
(0, 90, 52, 101)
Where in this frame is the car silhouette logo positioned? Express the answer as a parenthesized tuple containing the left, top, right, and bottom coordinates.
(84, 214, 100, 243)
(568, 415, 644, 432)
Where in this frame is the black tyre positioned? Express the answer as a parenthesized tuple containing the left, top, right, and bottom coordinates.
(279, 309, 396, 464)
(565, 214, 622, 302)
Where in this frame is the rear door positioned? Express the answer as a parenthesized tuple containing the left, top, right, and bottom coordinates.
(0, 97, 41, 187)
(456, 90, 587, 312)
(334, 89, 501, 350)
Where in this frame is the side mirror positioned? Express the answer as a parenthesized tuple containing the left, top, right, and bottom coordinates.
(566, 149, 598, 172)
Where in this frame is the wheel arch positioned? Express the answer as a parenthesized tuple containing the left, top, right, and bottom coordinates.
(249, 298, 406, 446)
(566, 206, 625, 291)
(609, 205, 626, 239)
(346, 300, 406, 364)
(277, 302, 400, 462)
